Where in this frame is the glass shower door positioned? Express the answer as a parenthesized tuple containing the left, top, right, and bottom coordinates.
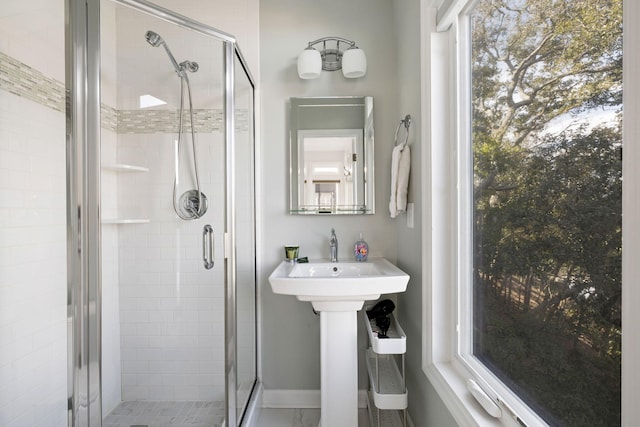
(100, 1, 231, 425)
(233, 52, 257, 423)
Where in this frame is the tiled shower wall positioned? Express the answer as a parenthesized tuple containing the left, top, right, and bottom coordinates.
(0, 57, 67, 425)
(0, 38, 123, 423)
(114, 131, 227, 402)
(101, 3, 122, 413)
(0, 2, 67, 424)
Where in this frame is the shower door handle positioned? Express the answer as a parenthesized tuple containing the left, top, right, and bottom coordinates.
(203, 224, 214, 269)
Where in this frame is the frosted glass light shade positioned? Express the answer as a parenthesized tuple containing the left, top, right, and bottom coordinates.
(342, 48, 367, 78)
(298, 48, 322, 79)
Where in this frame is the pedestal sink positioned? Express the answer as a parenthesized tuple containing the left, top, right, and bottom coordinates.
(268, 258, 409, 427)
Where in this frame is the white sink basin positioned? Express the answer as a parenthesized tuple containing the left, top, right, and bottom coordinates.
(268, 257, 409, 311)
(289, 261, 380, 277)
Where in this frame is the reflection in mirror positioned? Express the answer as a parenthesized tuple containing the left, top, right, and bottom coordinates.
(299, 129, 363, 211)
(289, 96, 374, 214)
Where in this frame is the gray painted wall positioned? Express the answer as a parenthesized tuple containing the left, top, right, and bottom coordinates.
(392, 1, 458, 425)
(259, 0, 400, 391)
(259, 0, 457, 425)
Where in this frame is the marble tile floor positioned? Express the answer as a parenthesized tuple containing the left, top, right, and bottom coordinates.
(102, 401, 225, 427)
(103, 403, 398, 427)
(256, 408, 372, 427)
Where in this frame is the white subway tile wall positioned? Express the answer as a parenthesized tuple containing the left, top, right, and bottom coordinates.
(102, 127, 123, 414)
(115, 131, 227, 403)
(0, 89, 67, 426)
(1, 1, 67, 424)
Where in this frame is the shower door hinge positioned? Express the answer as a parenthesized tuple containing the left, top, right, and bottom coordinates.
(224, 232, 230, 259)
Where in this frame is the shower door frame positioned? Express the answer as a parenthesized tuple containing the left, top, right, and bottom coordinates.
(65, 0, 257, 425)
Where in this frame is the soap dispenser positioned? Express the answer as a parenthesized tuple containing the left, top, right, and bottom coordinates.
(354, 232, 369, 262)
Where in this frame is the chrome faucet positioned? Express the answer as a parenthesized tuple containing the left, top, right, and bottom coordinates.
(330, 228, 338, 262)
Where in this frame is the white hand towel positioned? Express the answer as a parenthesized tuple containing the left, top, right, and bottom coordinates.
(396, 145, 411, 213)
(389, 144, 404, 218)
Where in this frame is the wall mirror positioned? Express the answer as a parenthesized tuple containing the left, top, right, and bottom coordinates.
(289, 96, 374, 214)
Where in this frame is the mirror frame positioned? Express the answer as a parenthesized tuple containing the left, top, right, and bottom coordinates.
(289, 96, 374, 215)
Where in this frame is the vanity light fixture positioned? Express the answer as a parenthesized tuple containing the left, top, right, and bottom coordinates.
(297, 37, 367, 79)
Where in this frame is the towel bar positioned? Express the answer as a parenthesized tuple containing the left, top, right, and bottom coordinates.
(394, 114, 412, 146)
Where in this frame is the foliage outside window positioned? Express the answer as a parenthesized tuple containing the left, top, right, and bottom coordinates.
(469, 0, 622, 425)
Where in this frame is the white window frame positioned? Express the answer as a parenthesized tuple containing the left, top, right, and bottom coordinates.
(421, 0, 639, 425)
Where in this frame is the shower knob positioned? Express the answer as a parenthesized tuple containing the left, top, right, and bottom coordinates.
(178, 189, 208, 219)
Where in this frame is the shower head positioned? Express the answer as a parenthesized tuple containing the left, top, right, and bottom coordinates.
(145, 30, 164, 47)
(145, 30, 199, 77)
(145, 30, 182, 75)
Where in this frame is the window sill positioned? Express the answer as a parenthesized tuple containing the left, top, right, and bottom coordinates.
(424, 361, 503, 427)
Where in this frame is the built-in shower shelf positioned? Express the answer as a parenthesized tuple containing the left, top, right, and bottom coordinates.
(101, 218, 150, 224)
(101, 163, 149, 173)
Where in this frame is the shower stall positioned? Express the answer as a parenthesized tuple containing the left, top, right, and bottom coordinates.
(0, 0, 257, 426)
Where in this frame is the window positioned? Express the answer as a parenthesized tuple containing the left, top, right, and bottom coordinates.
(424, 0, 626, 426)
(468, 0, 622, 424)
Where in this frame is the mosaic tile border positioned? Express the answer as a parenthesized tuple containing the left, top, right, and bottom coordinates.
(102, 104, 119, 132)
(0, 51, 66, 112)
(1, 51, 249, 134)
(118, 108, 224, 134)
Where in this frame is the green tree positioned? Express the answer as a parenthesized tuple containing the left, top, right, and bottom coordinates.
(472, 0, 622, 315)
(472, 0, 622, 148)
(470, 0, 622, 425)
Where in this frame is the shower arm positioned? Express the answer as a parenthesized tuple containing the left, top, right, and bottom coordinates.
(161, 44, 183, 77)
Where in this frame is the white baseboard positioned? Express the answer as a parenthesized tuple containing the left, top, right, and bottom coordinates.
(261, 389, 416, 426)
(262, 389, 369, 409)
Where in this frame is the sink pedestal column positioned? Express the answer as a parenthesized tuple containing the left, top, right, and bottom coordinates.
(319, 309, 358, 427)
